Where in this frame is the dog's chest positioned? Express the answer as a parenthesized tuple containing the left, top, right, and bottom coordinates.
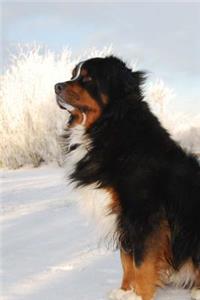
(168, 262, 196, 288)
(64, 124, 117, 239)
(64, 124, 89, 181)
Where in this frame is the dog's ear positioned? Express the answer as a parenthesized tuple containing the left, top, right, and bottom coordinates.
(126, 71, 146, 95)
(105, 56, 146, 99)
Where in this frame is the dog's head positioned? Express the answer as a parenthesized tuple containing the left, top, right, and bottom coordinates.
(55, 56, 145, 128)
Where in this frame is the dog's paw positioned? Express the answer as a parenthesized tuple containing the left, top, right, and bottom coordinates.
(121, 290, 142, 300)
(108, 289, 142, 300)
(108, 289, 127, 300)
(191, 288, 200, 300)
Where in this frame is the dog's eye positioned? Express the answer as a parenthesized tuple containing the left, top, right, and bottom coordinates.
(82, 76, 92, 83)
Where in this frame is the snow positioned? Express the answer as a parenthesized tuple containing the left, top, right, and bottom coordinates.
(0, 165, 192, 300)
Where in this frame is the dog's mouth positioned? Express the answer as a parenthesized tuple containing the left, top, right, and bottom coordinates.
(56, 95, 74, 113)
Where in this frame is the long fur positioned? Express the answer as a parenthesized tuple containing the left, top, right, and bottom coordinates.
(61, 56, 200, 271)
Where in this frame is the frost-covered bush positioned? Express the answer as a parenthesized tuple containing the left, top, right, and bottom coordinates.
(144, 80, 200, 155)
(0, 44, 199, 169)
(0, 45, 112, 168)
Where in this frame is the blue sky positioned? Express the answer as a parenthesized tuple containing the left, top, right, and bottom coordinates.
(1, 1, 200, 115)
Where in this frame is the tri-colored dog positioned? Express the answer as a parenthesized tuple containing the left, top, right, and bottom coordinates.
(55, 56, 200, 300)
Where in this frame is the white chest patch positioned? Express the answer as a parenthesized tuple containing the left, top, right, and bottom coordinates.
(168, 261, 196, 288)
(64, 124, 118, 242)
(64, 124, 89, 184)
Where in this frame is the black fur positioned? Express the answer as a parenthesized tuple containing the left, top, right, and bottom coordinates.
(67, 56, 200, 269)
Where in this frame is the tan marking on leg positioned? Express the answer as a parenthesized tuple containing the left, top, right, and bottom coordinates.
(120, 250, 135, 290)
(119, 221, 171, 300)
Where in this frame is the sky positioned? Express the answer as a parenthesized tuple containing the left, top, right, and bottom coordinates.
(1, 0, 200, 116)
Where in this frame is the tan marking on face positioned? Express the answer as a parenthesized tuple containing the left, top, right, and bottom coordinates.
(62, 83, 102, 128)
(80, 68, 88, 76)
(101, 93, 109, 105)
(71, 67, 88, 80)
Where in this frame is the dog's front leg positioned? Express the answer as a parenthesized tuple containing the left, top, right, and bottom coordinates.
(109, 249, 159, 300)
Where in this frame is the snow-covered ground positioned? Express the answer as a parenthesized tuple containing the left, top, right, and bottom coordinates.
(0, 165, 191, 300)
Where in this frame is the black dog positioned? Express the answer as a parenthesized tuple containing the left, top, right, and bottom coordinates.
(55, 56, 200, 300)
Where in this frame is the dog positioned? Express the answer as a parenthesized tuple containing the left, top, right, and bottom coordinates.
(55, 56, 200, 300)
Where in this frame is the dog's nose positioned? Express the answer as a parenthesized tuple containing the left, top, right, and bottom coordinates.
(55, 83, 65, 94)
